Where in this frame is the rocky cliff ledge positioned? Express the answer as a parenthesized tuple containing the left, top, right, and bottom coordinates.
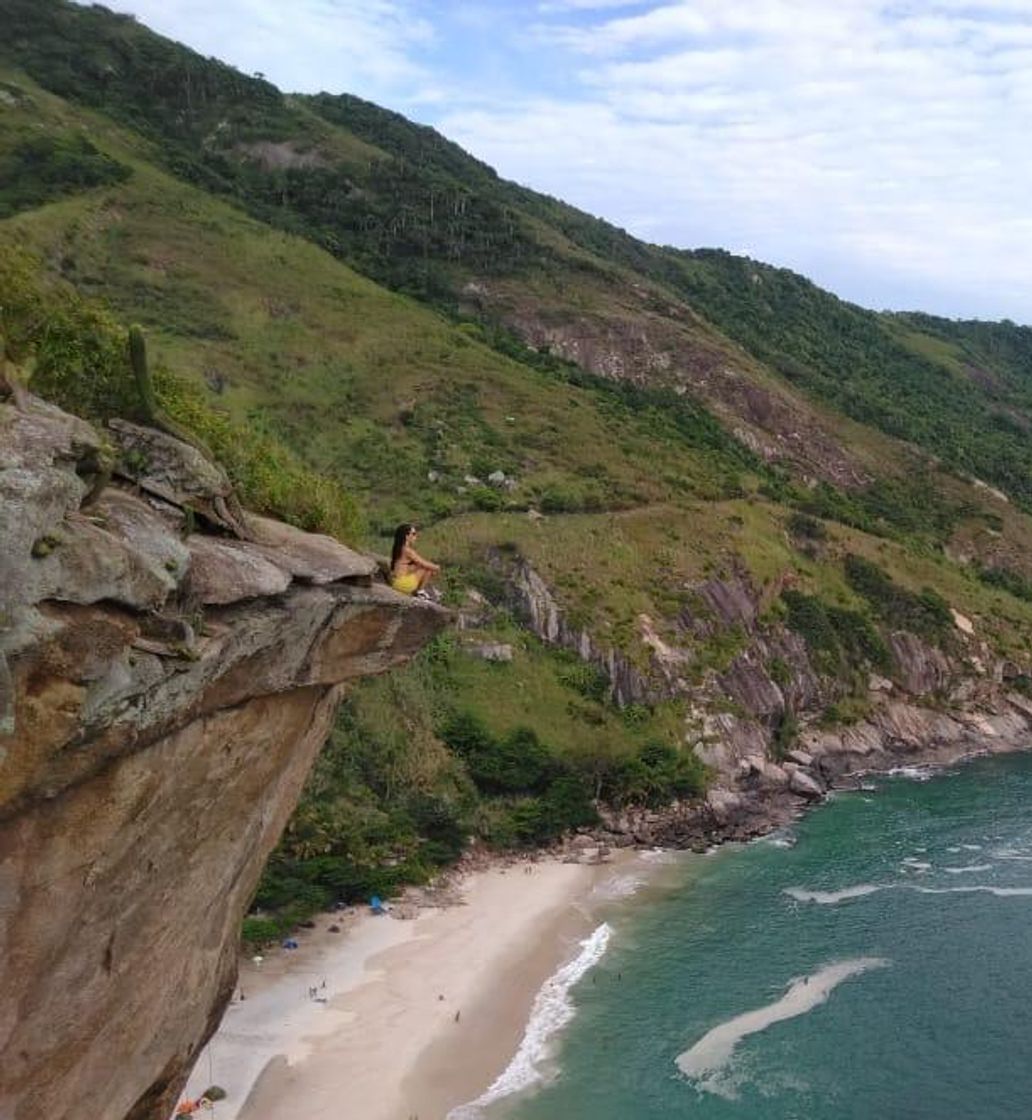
(0, 398, 446, 1120)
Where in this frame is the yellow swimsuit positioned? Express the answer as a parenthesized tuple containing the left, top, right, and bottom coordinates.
(391, 570, 421, 595)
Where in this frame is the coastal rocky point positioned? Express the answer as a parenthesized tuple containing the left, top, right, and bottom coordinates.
(486, 549, 1032, 848)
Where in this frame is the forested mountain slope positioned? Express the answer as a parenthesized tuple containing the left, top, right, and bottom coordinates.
(5, 0, 1032, 935)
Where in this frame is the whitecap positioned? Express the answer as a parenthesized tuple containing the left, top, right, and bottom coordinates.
(943, 865, 993, 874)
(994, 850, 1032, 862)
(901, 858, 932, 872)
(784, 884, 885, 905)
(886, 766, 935, 782)
(640, 847, 679, 864)
(912, 885, 1032, 897)
(787, 881, 1032, 907)
(447, 923, 611, 1118)
(675, 958, 889, 1096)
(594, 874, 645, 900)
(961, 844, 983, 851)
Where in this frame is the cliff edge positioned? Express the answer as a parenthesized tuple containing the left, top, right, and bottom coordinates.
(0, 397, 446, 1120)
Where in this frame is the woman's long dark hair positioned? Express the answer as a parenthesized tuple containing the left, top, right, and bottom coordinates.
(391, 523, 415, 570)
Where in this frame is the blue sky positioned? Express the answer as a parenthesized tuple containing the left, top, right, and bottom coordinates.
(107, 1, 1032, 322)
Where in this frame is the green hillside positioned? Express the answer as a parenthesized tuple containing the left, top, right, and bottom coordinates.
(5, 0, 1032, 938)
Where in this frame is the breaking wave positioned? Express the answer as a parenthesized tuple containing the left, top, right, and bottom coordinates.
(447, 923, 612, 1118)
(784, 884, 885, 904)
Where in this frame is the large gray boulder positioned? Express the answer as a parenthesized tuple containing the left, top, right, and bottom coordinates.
(185, 536, 292, 605)
(789, 768, 825, 800)
(108, 418, 248, 536)
(244, 514, 376, 584)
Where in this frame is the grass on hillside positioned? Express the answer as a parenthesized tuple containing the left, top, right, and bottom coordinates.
(0, 67, 756, 544)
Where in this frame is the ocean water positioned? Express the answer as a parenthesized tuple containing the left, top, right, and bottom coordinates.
(476, 751, 1032, 1120)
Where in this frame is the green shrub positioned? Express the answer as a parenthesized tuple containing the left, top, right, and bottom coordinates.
(844, 554, 953, 642)
(788, 512, 826, 541)
(770, 708, 798, 760)
(782, 590, 839, 670)
(603, 739, 706, 807)
(439, 713, 554, 794)
(826, 605, 891, 671)
(782, 589, 891, 674)
(470, 485, 503, 512)
(555, 653, 610, 703)
(820, 696, 873, 726)
(0, 130, 131, 218)
(978, 564, 1032, 603)
(241, 917, 281, 949)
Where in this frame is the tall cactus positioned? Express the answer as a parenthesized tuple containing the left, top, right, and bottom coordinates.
(127, 324, 200, 447)
(128, 323, 159, 424)
(124, 324, 249, 538)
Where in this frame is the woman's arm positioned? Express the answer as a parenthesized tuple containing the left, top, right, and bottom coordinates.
(404, 545, 440, 573)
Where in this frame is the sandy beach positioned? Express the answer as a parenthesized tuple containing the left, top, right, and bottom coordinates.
(180, 854, 641, 1120)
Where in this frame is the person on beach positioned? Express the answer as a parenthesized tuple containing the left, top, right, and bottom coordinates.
(390, 523, 440, 598)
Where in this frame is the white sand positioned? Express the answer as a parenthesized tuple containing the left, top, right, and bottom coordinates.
(178, 857, 621, 1120)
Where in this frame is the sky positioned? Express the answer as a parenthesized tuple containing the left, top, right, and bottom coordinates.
(106, 0, 1032, 322)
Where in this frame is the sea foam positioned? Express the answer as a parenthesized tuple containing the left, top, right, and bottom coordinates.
(447, 923, 612, 1118)
(886, 765, 937, 782)
(787, 881, 1032, 905)
(913, 885, 1032, 897)
(676, 958, 889, 1096)
(594, 873, 646, 900)
(784, 884, 885, 904)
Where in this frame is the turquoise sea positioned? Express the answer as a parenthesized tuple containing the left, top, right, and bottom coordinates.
(465, 751, 1032, 1120)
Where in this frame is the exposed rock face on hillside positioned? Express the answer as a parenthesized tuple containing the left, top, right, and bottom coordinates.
(0, 398, 446, 1120)
(496, 550, 1032, 845)
(463, 279, 869, 488)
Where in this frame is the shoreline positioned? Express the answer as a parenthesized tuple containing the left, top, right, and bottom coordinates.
(178, 732, 1032, 1120)
(180, 853, 650, 1120)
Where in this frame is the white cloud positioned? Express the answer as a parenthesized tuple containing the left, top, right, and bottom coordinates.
(441, 0, 1032, 319)
(110, 0, 434, 97)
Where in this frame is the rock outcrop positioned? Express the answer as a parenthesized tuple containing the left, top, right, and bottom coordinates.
(0, 398, 446, 1120)
(500, 557, 655, 706)
(489, 549, 1032, 847)
(461, 279, 868, 488)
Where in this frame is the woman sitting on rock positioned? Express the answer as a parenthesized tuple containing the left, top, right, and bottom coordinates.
(390, 523, 440, 598)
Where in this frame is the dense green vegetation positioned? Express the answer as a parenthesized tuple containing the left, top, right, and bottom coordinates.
(843, 554, 954, 644)
(0, 126, 130, 218)
(782, 589, 890, 676)
(247, 633, 705, 944)
(977, 564, 1032, 604)
(664, 250, 1032, 512)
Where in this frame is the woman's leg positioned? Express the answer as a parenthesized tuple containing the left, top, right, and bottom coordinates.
(417, 569, 435, 589)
